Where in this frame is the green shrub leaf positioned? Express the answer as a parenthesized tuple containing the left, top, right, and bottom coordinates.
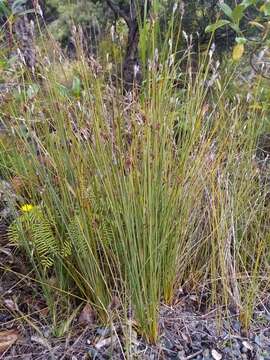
(219, 3, 233, 19)
(205, 20, 231, 33)
(235, 36, 248, 44)
(231, 4, 246, 23)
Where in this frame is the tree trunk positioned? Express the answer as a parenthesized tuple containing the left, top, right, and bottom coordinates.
(105, 0, 151, 92)
(122, 20, 142, 92)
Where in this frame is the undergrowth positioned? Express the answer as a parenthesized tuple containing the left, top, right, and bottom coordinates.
(0, 8, 270, 346)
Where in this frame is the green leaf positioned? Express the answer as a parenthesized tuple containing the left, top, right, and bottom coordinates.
(235, 36, 247, 44)
(231, 4, 246, 23)
(16, 9, 36, 16)
(56, 84, 69, 97)
(205, 20, 231, 33)
(27, 84, 40, 99)
(219, 3, 233, 19)
(229, 23, 240, 33)
(0, 59, 8, 70)
(0, 0, 10, 17)
(241, 0, 257, 7)
(72, 76, 81, 97)
(261, 3, 270, 16)
(11, 0, 27, 14)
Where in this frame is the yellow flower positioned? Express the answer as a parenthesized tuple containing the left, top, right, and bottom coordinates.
(20, 204, 34, 212)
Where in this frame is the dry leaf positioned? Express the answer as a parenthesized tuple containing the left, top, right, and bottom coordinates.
(211, 349, 222, 360)
(10, 176, 25, 194)
(0, 329, 19, 353)
(78, 303, 96, 325)
(189, 295, 197, 302)
(95, 335, 118, 350)
(109, 296, 121, 310)
(201, 103, 209, 116)
(4, 299, 18, 311)
(31, 335, 51, 349)
(181, 332, 189, 342)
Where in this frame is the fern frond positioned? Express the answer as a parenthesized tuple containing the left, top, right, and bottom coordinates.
(67, 217, 87, 256)
(99, 220, 114, 248)
(8, 206, 69, 270)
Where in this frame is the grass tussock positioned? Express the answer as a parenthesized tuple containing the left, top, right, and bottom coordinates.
(0, 29, 270, 344)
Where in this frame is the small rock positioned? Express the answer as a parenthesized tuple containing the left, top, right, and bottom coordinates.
(255, 335, 262, 346)
(211, 349, 222, 360)
(223, 347, 231, 354)
(164, 336, 174, 350)
(88, 347, 104, 360)
(232, 349, 241, 358)
(96, 327, 110, 337)
(192, 341, 202, 350)
(43, 326, 51, 338)
(261, 350, 270, 358)
(202, 348, 210, 358)
(233, 341, 241, 350)
(177, 350, 186, 360)
(232, 321, 241, 332)
(242, 340, 253, 352)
